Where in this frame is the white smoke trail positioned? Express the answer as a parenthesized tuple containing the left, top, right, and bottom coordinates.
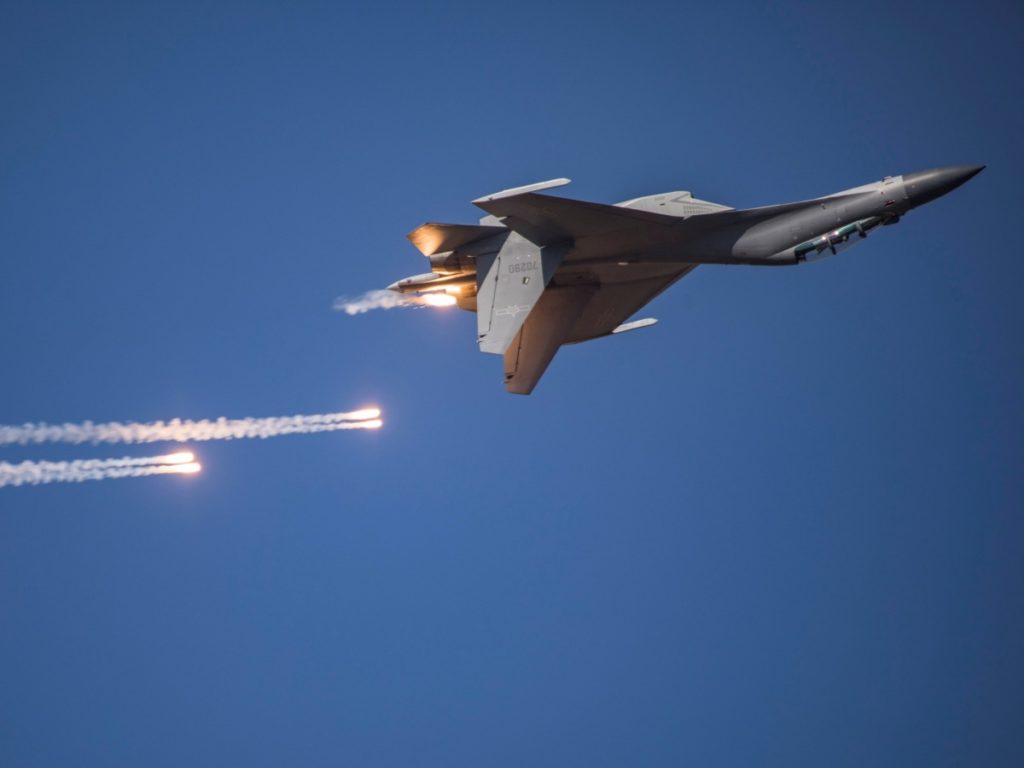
(0, 409, 382, 447)
(0, 452, 201, 488)
(334, 290, 456, 315)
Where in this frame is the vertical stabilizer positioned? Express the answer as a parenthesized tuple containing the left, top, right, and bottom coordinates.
(475, 234, 567, 354)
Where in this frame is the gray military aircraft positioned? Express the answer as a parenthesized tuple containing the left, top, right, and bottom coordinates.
(389, 165, 984, 394)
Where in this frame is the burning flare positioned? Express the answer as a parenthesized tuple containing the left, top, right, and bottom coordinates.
(0, 451, 203, 488)
(334, 289, 458, 315)
(0, 408, 380, 490)
(0, 408, 382, 446)
(423, 293, 457, 307)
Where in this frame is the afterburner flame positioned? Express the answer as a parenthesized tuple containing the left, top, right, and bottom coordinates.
(171, 462, 202, 474)
(423, 293, 457, 307)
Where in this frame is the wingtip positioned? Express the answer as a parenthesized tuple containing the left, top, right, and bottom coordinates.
(472, 178, 572, 205)
(611, 318, 658, 335)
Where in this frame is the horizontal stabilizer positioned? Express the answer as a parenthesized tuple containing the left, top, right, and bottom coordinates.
(407, 222, 506, 256)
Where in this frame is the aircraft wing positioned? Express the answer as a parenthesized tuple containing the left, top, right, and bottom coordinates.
(564, 264, 697, 343)
(473, 181, 836, 263)
(504, 285, 595, 394)
(473, 179, 864, 241)
(472, 178, 827, 392)
(474, 185, 680, 247)
(503, 264, 696, 394)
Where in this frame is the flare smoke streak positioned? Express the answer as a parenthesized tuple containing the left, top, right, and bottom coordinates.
(334, 290, 454, 315)
(0, 409, 382, 447)
(0, 452, 200, 488)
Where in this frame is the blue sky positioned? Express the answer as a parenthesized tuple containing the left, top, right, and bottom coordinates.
(1, 1, 1021, 765)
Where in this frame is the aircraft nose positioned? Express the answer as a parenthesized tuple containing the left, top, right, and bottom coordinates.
(904, 164, 985, 207)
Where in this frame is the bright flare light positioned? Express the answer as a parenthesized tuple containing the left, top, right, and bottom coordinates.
(345, 408, 381, 421)
(160, 451, 195, 465)
(0, 408, 384, 446)
(349, 419, 383, 430)
(0, 454, 204, 488)
(423, 293, 457, 307)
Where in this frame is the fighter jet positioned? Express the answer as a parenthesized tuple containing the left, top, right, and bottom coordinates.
(389, 165, 984, 394)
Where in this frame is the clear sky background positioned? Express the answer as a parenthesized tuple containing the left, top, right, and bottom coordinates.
(2, 2, 1021, 766)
